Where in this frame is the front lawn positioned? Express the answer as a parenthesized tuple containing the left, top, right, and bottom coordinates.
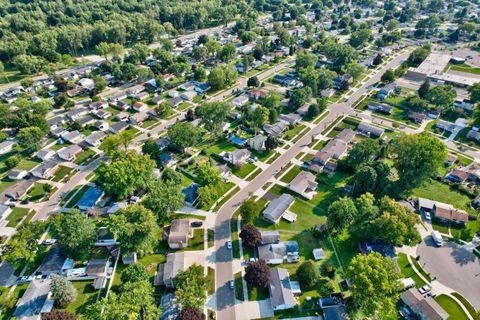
(234, 272, 244, 301)
(27, 183, 56, 202)
(207, 267, 215, 295)
(15, 158, 41, 171)
(230, 163, 257, 179)
(0, 283, 28, 320)
(280, 165, 301, 184)
(74, 149, 97, 165)
(186, 228, 204, 251)
(283, 124, 306, 141)
(0, 179, 15, 193)
(397, 253, 426, 288)
(6, 207, 30, 227)
(434, 294, 469, 320)
(52, 165, 75, 182)
(65, 185, 89, 208)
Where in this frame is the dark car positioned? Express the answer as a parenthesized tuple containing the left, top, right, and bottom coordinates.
(191, 221, 203, 227)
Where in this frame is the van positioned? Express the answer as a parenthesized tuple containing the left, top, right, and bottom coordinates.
(431, 231, 443, 247)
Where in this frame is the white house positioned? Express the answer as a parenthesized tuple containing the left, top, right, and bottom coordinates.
(78, 78, 94, 90)
(85, 131, 106, 147)
(35, 149, 56, 161)
(231, 95, 249, 108)
(0, 141, 15, 155)
(132, 101, 148, 112)
(57, 145, 83, 161)
(180, 90, 197, 101)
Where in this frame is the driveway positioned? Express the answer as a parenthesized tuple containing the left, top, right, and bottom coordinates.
(417, 237, 480, 309)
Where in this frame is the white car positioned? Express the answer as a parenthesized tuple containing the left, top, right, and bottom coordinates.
(419, 284, 431, 294)
(229, 280, 235, 289)
(227, 240, 232, 249)
(424, 212, 431, 220)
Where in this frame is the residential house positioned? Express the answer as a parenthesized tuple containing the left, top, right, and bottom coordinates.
(109, 121, 129, 134)
(286, 171, 318, 200)
(0, 261, 17, 287)
(95, 227, 118, 246)
(77, 116, 96, 128)
(319, 293, 350, 320)
(151, 95, 165, 106)
(182, 183, 200, 207)
(78, 78, 94, 90)
(321, 88, 336, 98)
(446, 168, 469, 183)
(264, 122, 288, 137)
(129, 112, 149, 125)
(46, 116, 66, 130)
(258, 241, 300, 264)
(108, 91, 128, 102)
(31, 161, 59, 179)
(249, 134, 267, 152)
(248, 88, 268, 100)
(4, 180, 34, 201)
(367, 102, 393, 114)
(36, 244, 66, 276)
(94, 109, 112, 120)
(160, 152, 178, 168)
(167, 219, 192, 249)
(408, 111, 427, 123)
(269, 268, 296, 311)
(13, 279, 53, 320)
(263, 194, 296, 224)
(260, 230, 281, 244)
(312, 129, 355, 166)
(61, 130, 84, 144)
(435, 120, 456, 132)
(8, 169, 28, 180)
(357, 122, 384, 137)
(66, 86, 85, 98)
(168, 97, 183, 108)
(159, 252, 205, 288)
(0, 141, 15, 155)
(231, 95, 249, 108)
(278, 113, 301, 126)
(35, 149, 55, 161)
(127, 85, 145, 96)
(223, 149, 251, 167)
(167, 90, 180, 98)
(115, 112, 129, 121)
(136, 92, 149, 101)
(401, 288, 448, 320)
(76, 187, 104, 211)
(113, 100, 131, 111)
(93, 120, 109, 131)
(89, 100, 108, 110)
(216, 164, 232, 179)
(57, 145, 83, 161)
(189, 81, 210, 94)
(0, 204, 12, 223)
(454, 99, 474, 111)
(433, 202, 469, 224)
(133, 101, 148, 112)
(467, 129, 480, 143)
(85, 258, 110, 278)
(296, 104, 310, 116)
(85, 131, 107, 147)
(180, 90, 197, 101)
(376, 82, 397, 100)
(66, 107, 88, 121)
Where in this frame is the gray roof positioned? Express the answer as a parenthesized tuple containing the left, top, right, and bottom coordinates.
(357, 122, 384, 137)
(4, 180, 34, 200)
(263, 194, 295, 223)
(14, 279, 53, 318)
(287, 171, 317, 195)
(37, 244, 66, 275)
(0, 260, 17, 287)
(163, 252, 205, 287)
(260, 230, 280, 244)
(258, 241, 299, 262)
(401, 288, 448, 320)
(168, 219, 191, 245)
(269, 268, 296, 309)
(0, 204, 11, 219)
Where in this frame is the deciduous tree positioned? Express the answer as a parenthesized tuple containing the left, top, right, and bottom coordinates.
(174, 265, 208, 309)
(297, 261, 320, 290)
(239, 224, 261, 248)
(50, 274, 77, 307)
(244, 260, 270, 288)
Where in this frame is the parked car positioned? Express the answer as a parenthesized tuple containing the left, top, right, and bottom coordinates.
(229, 280, 235, 289)
(43, 239, 57, 245)
(424, 211, 431, 220)
(191, 221, 203, 227)
(431, 231, 443, 247)
(227, 240, 232, 249)
(418, 284, 431, 294)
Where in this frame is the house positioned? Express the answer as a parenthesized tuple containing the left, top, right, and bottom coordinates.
(109, 121, 129, 134)
(113, 100, 131, 111)
(360, 241, 396, 258)
(167, 90, 180, 98)
(401, 288, 448, 320)
(78, 78, 94, 90)
(263, 194, 296, 224)
(35, 149, 55, 161)
(66, 107, 88, 121)
(168, 97, 183, 108)
(47, 116, 66, 130)
(159, 252, 205, 288)
(446, 168, 469, 183)
(216, 164, 232, 179)
(357, 122, 384, 137)
(260, 230, 280, 244)
(8, 169, 28, 181)
(248, 88, 268, 100)
(454, 99, 474, 111)
(223, 149, 251, 167)
(36, 244, 66, 276)
(31, 161, 59, 179)
(249, 134, 267, 152)
(106, 201, 128, 214)
(278, 113, 301, 126)
(296, 104, 310, 116)
(319, 293, 350, 320)
(189, 81, 210, 94)
(376, 83, 397, 100)
(313, 129, 355, 166)
(445, 154, 457, 166)
(0, 141, 15, 155)
(94, 120, 109, 131)
(89, 100, 109, 110)
(182, 183, 200, 207)
(408, 111, 427, 123)
(433, 202, 468, 224)
(129, 112, 149, 125)
(321, 88, 336, 98)
(57, 145, 83, 161)
(4, 180, 34, 201)
(264, 121, 288, 137)
(85, 258, 110, 277)
(269, 268, 296, 311)
(151, 95, 165, 106)
(136, 92, 149, 101)
(76, 187, 104, 211)
(231, 95, 249, 108)
(258, 241, 300, 264)
(467, 129, 480, 143)
(115, 112, 129, 121)
(108, 91, 128, 103)
(132, 101, 148, 112)
(167, 219, 192, 249)
(180, 90, 197, 101)
(286, 171, 318, 200)
(94, 109, 111, 120)
(0, 204, 12, 223)
(367, 102, 393, 114)
(61, 130, 84, 144)
(85, 131, 107, 147)
(0, 261, 17, 287)
(435, 120, 456, 132)
(160, 152, 178, 168)
(13, 279, 53, 320)
(127, 84, 145, 96)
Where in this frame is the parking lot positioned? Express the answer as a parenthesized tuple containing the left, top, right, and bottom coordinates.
(417, 237, 480, 309)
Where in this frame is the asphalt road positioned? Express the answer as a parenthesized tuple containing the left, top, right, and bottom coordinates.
(213, 49, 413, 320)
(417, 237, 480, 309)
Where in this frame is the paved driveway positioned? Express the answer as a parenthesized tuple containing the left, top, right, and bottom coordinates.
(417, 237, 480, 308)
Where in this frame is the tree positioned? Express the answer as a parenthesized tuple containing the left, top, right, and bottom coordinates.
(344, 62, 365, 81)
(17, 126, 44, 154)
(197, 162, 222, 186)
(196, 102, 230, 137)
(180, 307, 205, 320)
(93, 75, 107, 93)
(381, 69, 395, 83)
(392, 133, 446, 188)
(253, 47, 264, 61)
(161, 167, 184, 185)
(107, 205, 159, 256)
(418, 79, 430, 99)
(353, 166, 378, 197)
(244, 260, 270, 288)
(248, 76, 260, 87)
(265, 136, 280, 151)
(120, 264, 150, 283)
(288, 87, 312, 110)
(406, 96, 428, 112)
(208, 66, 238, 90)
(50, 274, 77, 307)
(308, 104, 320, 117)
(192, 46, 208, 61)
(174, 265, 208, 309)
(344, 139, 380, 170)
(142, 139, 161, 163)
(297, 261, 320, 290)
(167, 122, 201, 150)
(218, 43, 236, 62)
(142, 180, 185, 223)
(193, 66, 206, 82)
(240, 198, 262, 223)
(408, 47, 430, 66)
(3, 221, 46, 264)
(239, 224, 261, 248)
(5, 156, 20, 169)
(198, 185, 217, 207)
(348, 253, 401, 318)
(469, 82, 480, 103)
(96, 151, 155, 199)
(427, 85, 456, 108)
(250, 106, 269, 132)
(50, 210, 96, 260)
(317, 68, 337, 90)
(296, 52, 318, 70)
(41, 310, 78, 320)
(349, 29, 372, 48)
(327, 197, 358, 233)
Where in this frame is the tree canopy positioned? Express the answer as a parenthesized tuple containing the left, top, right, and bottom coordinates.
(174, 264, 208, 309)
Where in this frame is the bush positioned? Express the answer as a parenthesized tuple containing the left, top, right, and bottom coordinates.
(297, 261, 320, 289)
(5, 156, 20, 169)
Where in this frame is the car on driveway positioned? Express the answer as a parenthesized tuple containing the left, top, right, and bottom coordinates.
(229, 280, 235, 289)
(424, 211, 431, 220)
(227, 240, 232, 249)
(418, 284, 431, 294)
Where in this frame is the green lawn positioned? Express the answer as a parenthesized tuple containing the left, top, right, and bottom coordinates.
(0, 179, 15, 193)
(205, 140, 236, 155)
(247, 284, 269, 301)
(186, 228, 204, 251)
(207, 267, 215, 295)
(411, 256, 431, 281)
(451, 292, 479, 320)
(27, 183, 56, 202)
(283, 124, 306, 141)
(6, 207, 30, 227)
(213, 186, 240, 211)
(74, 148, 97, 165)
(435, 294, 469, 320)
(231, 163, 257, 179)
(234, 272, 244, 301)
(449, 63, 480, 75)
(138, 253, 166, 276)
(0, 283, 28, 320)
(52, 165, 74, 182)
(141, 118, 159, 129)
(65, 185, 89, 208)
(397, 253, 426, 288)
(64, 281, 98, 316)
(280, 165, 301, 184)
(15, 158, 41, 171)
